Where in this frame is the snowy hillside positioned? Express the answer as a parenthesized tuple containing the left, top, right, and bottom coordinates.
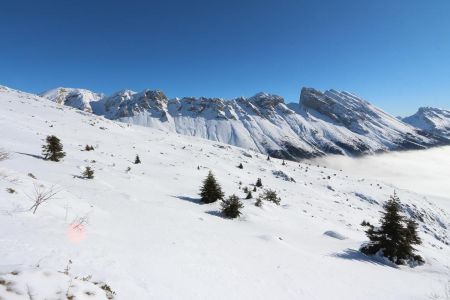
(1, 85, 450, 299)
(404, 107, 450, 138)
(40, 86, 448, 160)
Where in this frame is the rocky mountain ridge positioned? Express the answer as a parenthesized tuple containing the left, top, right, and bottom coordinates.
(39, 86, 450, 159)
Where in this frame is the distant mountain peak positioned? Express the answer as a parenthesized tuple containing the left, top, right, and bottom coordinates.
(40, 87, 103, 113)
(404, 107, 450, 138)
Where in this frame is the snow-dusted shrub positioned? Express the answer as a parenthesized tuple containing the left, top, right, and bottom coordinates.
(83, 166, 95, 179)
(259, 189, 281, 205)
(221, 194, 243, 218)
(0, 149, 9, 161)
(6, 187, 16, 194)
(255, 178, 262, 187)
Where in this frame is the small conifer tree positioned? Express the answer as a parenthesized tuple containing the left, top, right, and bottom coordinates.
(42, 135, 66, 162)
(237, 163, 243, 169)
(255, 196, 263, 207)
(360, 193, 423, 265)
(267, 155, 270, 161)
(246, 191, 253, 199)
(134, 155, 141, 164)
(221, 194, 243, 218)
(199, 171, 224, 204)
(253, 186, 257, 192)
(255, 178, 262, 187)
(83, 166, 94, 179)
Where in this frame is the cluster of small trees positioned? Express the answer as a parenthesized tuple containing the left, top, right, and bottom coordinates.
(199, 171, 281, 218)
(360, 193, 423, 265)
(199, 171, 243, 218)
(41, 135, 146, 179)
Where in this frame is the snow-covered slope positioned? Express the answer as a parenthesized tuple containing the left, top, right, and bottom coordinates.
(1, 85, 450, 299)
(403, 107, 450, 138)
(41, 86, 447, 160)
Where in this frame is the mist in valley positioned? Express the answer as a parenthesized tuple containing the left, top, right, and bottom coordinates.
(310, 146, 450, 201)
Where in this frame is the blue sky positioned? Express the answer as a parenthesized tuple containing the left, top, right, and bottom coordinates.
(1, 0, 449, 116)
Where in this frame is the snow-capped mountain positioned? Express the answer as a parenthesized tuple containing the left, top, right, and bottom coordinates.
(40, 87, 103, 113)
(403, 107, 450, 138)
(40, 86, 449, 159)
(1, 84, 450, 299)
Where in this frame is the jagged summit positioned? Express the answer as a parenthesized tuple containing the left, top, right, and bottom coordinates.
(38, 85, 450, 159)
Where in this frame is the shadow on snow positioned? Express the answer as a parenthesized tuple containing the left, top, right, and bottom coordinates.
(331, 249, 398, 268)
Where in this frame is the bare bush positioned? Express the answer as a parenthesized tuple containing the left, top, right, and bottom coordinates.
(0, 149, 9, 161)
(27, 183, 60, 214)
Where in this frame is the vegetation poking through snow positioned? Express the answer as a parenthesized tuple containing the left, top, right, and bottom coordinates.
(6, 187, 16, 194)
(83, 166, 95, 179)
(27, 183, 60, 214)
(259, 189, 281, 205)
(360, 193, 424, 265)
(255, 178, 262, 187)
(199, 171, 224, 204)
(42, 135, 66, 162)
(0, 149, 9, 161)
(221, 194, 243, 218)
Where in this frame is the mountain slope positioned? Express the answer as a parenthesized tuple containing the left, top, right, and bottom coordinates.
(403, 107, 450, 138)
(41, 86, 447, 160)
(1, 85, 450, 299)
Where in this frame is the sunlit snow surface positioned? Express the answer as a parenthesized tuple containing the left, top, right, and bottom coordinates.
(1, 85, 450, 299)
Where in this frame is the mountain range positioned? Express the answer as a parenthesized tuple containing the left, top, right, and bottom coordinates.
(40, 86, 450, 160)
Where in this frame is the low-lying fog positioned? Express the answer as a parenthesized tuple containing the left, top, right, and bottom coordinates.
(309, 146, 450, 200)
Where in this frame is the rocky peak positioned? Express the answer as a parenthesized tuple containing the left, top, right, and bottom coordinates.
(40, 87, 103, 113)
(248, 92, 284, 109)
(403, 107, 450, 137)
(300, 87, 376, 127)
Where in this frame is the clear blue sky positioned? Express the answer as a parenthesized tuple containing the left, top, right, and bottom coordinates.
(1, 0, 449, 116)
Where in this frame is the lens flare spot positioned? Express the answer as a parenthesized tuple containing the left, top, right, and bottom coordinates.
(66, 222, 86, 243)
